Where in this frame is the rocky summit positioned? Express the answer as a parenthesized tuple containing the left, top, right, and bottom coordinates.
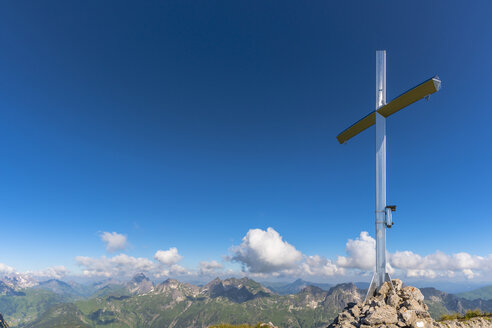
(328, 279, 492, 328)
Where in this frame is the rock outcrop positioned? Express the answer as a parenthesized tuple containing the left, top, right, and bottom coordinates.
(328, 279, 492, 328)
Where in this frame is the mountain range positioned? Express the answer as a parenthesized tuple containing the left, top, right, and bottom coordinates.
(0, 275, 491, 328)
(264, 279, 332, 295)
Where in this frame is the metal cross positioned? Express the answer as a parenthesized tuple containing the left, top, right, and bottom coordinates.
(337, 50, 441, 299)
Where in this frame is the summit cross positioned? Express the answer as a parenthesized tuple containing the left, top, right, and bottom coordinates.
(337, 50, 441, 300)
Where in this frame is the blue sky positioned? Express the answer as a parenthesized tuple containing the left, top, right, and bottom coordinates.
(0, 1, 491, 284)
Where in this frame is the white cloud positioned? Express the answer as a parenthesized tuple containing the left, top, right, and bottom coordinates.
(75, 248, 188, 279)
(390, 250, 488, 279)
(0, 263, 15, 275)
(391, 251, 423, 269)
(31, 265, 69, 279)
(386, 262, 395, 275)
(421, 251, 452, 270)
(75, 254, 156, 278)
(463, 269, 476, 279)
(154, 248, 183, 266)
(199, 260, 223, 275)
(452, 253, 484, 270)
(337, 231, 375, 271)
(0, 263, 68, 281)
(301, 255, 344, 277)
(406, 269, 437, 279)
(156, 264, 190, 278)
(170, 264, 188, 275)
(230, 227, 302, 273)
(487, 255, 492, 270)
(100, 232, 128, 252)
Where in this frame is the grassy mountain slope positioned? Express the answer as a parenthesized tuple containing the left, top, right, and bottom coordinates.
(31, 280, 84, 300)
(90, 284, 131, 299)
(23, 303, 90, 328)
(0, 289, 66, 327)
(457, 286, 492, 300)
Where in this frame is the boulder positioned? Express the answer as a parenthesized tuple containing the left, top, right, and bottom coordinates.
(337, 310, 354, 322)
(404, 298, 426, 312)
(392, 279, 403, 291)
(387, 293, 401, 307)
(349, 305, 361, 318)
(401, 286, 424, 302)
(401, 309, 417, 325)
(362, 305, 398, 325)
(377, 281, 392, 297)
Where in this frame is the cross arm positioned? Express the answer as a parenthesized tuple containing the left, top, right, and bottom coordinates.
(336, 76, 441, 144)
(377, 76, 441, 118)
(336, 111, 376, 144)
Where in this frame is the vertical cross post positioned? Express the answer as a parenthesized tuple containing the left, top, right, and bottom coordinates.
(375, 50, 387, 288)
(366, 50, 392, 300)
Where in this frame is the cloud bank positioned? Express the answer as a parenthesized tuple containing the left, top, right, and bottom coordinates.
(75, 254, 155, 278)
(229, 228, 492, 281)
(2, 228, 490, 283)
(390, 250, 492, 280)
(74, 247, 187, 279)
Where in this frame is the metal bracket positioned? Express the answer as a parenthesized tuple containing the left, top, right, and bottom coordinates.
(365, 272, 395, 302)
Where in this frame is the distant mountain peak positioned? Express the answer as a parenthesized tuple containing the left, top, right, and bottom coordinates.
(201, 277, 274, 303)
(126, 273, 153, 295)
(0, 281, 25, 296)
(1, 273, 38, 289)
(153, 279, 200, 302)
(205, 277, 222, 286)
(156, 278, 183, 291)
(266, 278, 332, 295)
(130, 273, 150, 283)
(300, 285, 325, 295)
(328, 282, 358, 293)
(323, 282, 362, 309)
